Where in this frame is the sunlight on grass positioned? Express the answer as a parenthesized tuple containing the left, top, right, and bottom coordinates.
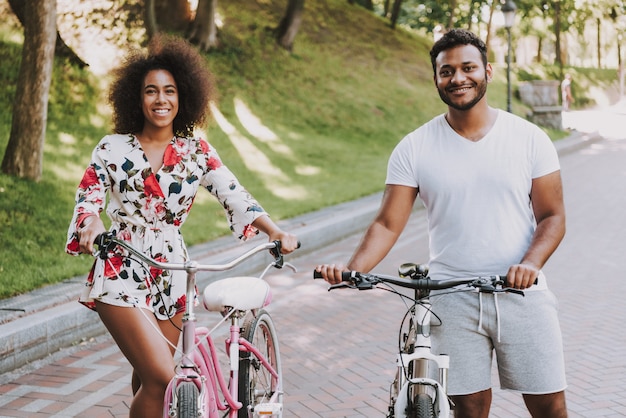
(58, 132, 77, 145)
(235, 97, 287, 152)
(210, 102, 310, 200)
(234, 97, 320, 176)
(49, 160, 87, 184)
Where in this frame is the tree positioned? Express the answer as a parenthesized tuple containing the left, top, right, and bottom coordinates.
(155, 0, 191, 33)
(145, 0, 158, 39)
(275, 0, 305, 51)
(188, 0, 219, 51)
(389, 0, 403, 29)
(446, 0, 458, 29)
(1, 0, 57, 181)
(7, 0, 87, 67)
(554, 0, 562, 68)
(348, 0, 374, 9)
(484, 0, 497, 58)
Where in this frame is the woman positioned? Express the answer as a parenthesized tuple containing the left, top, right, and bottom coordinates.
(65, 35, 298, 417)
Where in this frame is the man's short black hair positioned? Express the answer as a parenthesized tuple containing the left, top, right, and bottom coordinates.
(429, 29, 488, 75)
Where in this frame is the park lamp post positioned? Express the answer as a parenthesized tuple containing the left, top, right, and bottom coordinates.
(502, 0, 517, 113)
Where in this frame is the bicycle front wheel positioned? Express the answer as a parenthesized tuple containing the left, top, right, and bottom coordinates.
(410, 393, 435, 418)
(238, 309, 282, 418)
(176, 381, 199, 418)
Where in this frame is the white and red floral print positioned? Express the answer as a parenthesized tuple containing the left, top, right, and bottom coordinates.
(66, 134, 267, 318)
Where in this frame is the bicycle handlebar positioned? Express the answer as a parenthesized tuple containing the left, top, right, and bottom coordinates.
(95, 231, 299, 272)
(313, 269, 534, 296)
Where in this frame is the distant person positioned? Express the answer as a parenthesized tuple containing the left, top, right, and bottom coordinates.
(561, 73, 573, 111)
(65, 35, 298, 417)
(315, 29, 568, 418)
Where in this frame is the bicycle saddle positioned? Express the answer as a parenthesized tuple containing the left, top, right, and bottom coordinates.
(202, 276, 272, 312)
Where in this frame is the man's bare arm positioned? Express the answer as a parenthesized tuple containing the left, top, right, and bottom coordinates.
(508, 170, 566, 289)
(315, 184, 418, 284)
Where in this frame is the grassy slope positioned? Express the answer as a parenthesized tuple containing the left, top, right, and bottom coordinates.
(0, 0, 605, 298)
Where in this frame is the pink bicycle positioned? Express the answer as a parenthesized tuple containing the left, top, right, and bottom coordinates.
(95, 232, 298, 418)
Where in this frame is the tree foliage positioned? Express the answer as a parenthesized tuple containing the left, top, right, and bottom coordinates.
(379, 0, 624, 70)
(2, 0, 625, 181)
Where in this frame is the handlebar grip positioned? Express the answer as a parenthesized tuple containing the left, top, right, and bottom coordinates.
(312, 270, 354, 281)
(94, 232, 116, 259)
(270, 240, 301, 256)
(502, 276, 539, 286)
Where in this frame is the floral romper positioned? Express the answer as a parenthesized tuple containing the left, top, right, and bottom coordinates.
(66, 134, 267, 319)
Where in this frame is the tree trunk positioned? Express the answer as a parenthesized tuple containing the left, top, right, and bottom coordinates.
(1, 0, 56, 181)
(389, 0, 402, 29)
(8, 0, 87, 67)
(145, 0, 158, 39)
(596, 17, 601, 69)
(155, 0, 191, 33)
(467, 0, 474, 32)
(446, 0, 457, 30)
(187, 0, 218, 51)
(484, 0, 496, 59)
(276, 0, 305, 51)
(383, 0, 390, 18)
(350, 0, 373, 9)
(554, 0, 562, 69)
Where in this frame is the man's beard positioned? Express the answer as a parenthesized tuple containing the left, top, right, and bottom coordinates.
(438, 78, 488, 111)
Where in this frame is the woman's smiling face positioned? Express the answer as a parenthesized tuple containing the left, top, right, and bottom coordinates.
(141, 69, 179, 132)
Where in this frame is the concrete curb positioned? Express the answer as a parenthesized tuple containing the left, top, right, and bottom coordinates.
(0, 193, 383, 374)
(0, 129, 601, 374)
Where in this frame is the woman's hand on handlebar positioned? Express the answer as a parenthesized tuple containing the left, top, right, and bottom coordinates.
(314, 264, 349, 285)
(78, 215, 106, 255)
(252, 215, 298, 254)
(268, 230, 299, 254)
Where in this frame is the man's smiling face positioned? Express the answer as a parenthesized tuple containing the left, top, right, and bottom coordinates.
(434, 44, 492, 111)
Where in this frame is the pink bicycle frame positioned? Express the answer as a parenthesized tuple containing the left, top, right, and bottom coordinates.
(163, 290, 281, 418)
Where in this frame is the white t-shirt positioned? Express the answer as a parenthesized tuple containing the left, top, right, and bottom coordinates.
(386, 110, 560, 283)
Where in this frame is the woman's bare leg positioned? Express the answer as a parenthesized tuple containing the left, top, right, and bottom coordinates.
(131, 313, 182, 396)
(95, 301, 182, 418)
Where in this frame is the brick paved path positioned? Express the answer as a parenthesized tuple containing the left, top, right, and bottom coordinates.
(1, 136, 625, 417)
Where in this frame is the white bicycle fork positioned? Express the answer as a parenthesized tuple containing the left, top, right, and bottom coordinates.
(393, 299, 451, 418)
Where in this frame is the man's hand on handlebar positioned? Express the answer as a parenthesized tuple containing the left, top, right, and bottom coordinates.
(506, 263, 540, 290)
(314, 264, 349, 285)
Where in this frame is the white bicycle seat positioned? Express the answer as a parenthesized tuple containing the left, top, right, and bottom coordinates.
(202, 276, 272, 312)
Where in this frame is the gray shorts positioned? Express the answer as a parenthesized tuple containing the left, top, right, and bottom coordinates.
(429, 289, 567, 396)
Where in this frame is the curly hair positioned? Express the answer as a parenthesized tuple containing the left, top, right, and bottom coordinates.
(429, 29, 488, 76)
(108, 34, 215, 137)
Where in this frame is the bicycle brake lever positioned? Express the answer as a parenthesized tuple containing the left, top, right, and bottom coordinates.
(282, 262, 298, 273)
(327, 282, 355, 291)
(504, 288, 526, 296)
(480, 286, 526, 297)
(270, 240, 284, 269)
(95, 231, 117, 260)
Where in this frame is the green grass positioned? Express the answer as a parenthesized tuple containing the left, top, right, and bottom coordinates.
(0, 0, 610, 298)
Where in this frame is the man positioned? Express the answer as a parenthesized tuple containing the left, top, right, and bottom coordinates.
(315, 29, 568, 418)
